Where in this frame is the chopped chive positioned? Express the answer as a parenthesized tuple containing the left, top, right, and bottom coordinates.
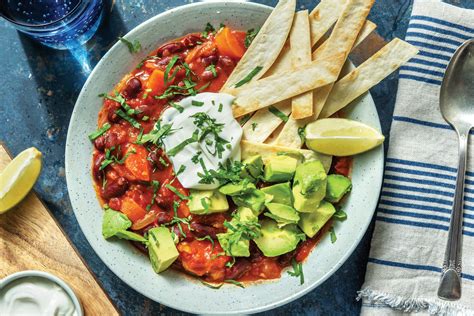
(200, 281, 223, 289)
(88, 123, 111, 141)
(330, 226, 337, 243)
(118, 37, 141, 53)
(192, 100, 205, 107)
(244, 28, 259, 48)
(169, 101, 184, 113)
(333, 209, 347, 221)
(224, 279, 245, 288)
(200, 197, 210, 212)
(115, 109, 141, 128)
(176, 165, 186, 176)
(166, 131, 198, 157)
(298, 125, 306, 142)
(251, 122, 258, 131)
(165, 184, 189, 200)
(205, 64, 217, 78)
(238, 114, 251, 126)
(218, 103, 223, 112)
(268, 105, 288, 122)
(234, 66, 263, 88)
(142, 115, 149, 121)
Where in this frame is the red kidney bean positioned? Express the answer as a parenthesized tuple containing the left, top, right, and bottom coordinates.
(107, 107, 120, 123)
(94, 136, 106, 152)
(218, 56, 235, 69)
(93, 153, 105, 182)
(225, 258, 252, 280)
(190, 223, 225, 238)
(148, 150, 166, 171)
(181, 34, 202, 48)
(135, 104, 154, 120)
(201, 54, 218, 67)
(156, 42, 186, 57)
(200, 70, 215, 81)
(157, 56, 172, 66)
(104, 130, 127, 149)
(101, 177, 129, 199)
(122, 77, 142, 99)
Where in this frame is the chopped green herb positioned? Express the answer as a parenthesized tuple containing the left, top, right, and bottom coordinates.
(192, 100, 205, 107)
(234, 66, 263, 88)
(287, 258, 304, 285)
(330, 226, 337, 243)
(251, 122, 258, 131)
(168, 101, 184, 113)
(164, 55, 180, 84)
(118, 37, 141, 53)
(218, 103, 223, 112)
(176, 165, 186, 176)
(333, 209, 347, 221)
(142, 115, 149, 121)
(244, 28, 259, 48)
(99, 92, 141, 116)
(159, 157, 169, 167)
(88, 123, 111, 141)
(191, 151, 202, 164)
(191, 112, 229, 159)
(115, 109, 141, 129)
(198, 159, 244, 185)
(238, 114, 251, 126)
(224, 279, 245, 288)
(165, 184, 189, 200)
(195, 235, 214, 249)
(167, 131, 199, 157)
(202, 22, 215, 38)
(205, 64, 217, 78)
(100, 146, 136, 170)
(298, 125, 306, 143)
(139, 120, 175, 146)
(146, 180, 160, 211)
(200, 281, 223, 289)
(268, 106, 288, 122)
(200, 197, 210, 213)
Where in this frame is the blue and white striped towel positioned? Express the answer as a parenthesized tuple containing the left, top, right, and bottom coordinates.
(358, 1, 474, 315)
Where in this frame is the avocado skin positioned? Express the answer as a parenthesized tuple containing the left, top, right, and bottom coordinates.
(253, 219, 305, 257)
(188, 189, 229, 215)
(298, 201, 336, 238)
(263, 155, 298, 182)
(292, 161, 328, 213)
(260, 182, 293, 206)
(325, 174, 352, 203)
(148, 227, 179, 273)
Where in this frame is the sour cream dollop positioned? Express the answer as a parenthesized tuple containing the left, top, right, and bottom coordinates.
(0, 276, 78, 316)
(161, 92, 242, 189)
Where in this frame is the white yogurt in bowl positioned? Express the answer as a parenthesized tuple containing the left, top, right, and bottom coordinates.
(0, 271, 83, 316)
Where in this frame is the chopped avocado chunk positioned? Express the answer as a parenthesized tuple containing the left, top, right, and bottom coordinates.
(102, 209, 147, 243)
(325, 174, 352, 203)
(253, 219, 305, 257)
(243, 155, 264, 178)
(295, 160, 326, 195)
(264, 203, 300, 227)
(219, 180, 256, 196)
(261, 182, 293, 206)
(232, 189, 267, 214)
(298, 201, 336, 238)
(188, 189, 229, 215)
(217, 208, 260, 257)
(292, 161, 327, 213)
(263, 155, 298, 182)
(148, 227, 179, 273)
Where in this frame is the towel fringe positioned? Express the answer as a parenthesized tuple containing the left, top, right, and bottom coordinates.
(357, 288, 474, 315)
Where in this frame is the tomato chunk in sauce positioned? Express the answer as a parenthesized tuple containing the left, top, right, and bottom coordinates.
(92, 27, 349, 284)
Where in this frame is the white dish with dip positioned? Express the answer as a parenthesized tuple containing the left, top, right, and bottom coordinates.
(0, 270, 83, 316)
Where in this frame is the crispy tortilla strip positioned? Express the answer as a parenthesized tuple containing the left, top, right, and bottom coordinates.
(263, 41, 292, 77)
(274, 116, 304, 148)
(309, 0, 346, 47)
(319, 38, 419, 118)
(221, 0, 296, 90)
(229, 53, 343, 117)
(242, 99, 291, 143)
(241, 140, 332, 172)
(290, 11, 313, 119)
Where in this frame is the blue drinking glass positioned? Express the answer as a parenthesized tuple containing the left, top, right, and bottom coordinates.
(0, 0, 104, 49)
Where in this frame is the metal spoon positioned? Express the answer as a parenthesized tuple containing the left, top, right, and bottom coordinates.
(438, 39, 474, 301)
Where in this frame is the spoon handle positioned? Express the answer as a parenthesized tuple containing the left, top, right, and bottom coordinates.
(437, 129, 469, 300)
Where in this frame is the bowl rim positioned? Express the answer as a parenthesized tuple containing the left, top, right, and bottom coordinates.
(0, 270, 84, 316)
(65, 1, 384, 314)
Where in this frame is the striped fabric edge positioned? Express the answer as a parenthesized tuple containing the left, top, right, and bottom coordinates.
(399, 15, 474, 86)
(392, 116, 474, 135)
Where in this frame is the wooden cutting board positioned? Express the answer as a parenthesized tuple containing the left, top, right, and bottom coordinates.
(0, 144, 119, 316)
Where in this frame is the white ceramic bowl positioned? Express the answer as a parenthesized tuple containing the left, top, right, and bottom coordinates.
(0, 270, 83, 316)
(65, 2, 384, 314)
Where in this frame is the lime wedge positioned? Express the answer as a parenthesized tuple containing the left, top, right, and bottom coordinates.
(0, 147, 42, 214)
(305, 118, 384, 156)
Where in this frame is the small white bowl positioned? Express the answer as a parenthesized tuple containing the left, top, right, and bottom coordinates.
(0, 270, 84, 316)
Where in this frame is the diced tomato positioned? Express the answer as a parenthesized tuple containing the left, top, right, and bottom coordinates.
(124, 144, 151, 181)
(214, 27, 245, 59)
(120, 196, 147, 223)
(177, 240, 230, 281)
(332, 156, 352, 177)
(146, 69, 166, 95)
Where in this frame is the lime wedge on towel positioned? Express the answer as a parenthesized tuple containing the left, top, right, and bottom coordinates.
(305, 118, 384, 156)
(0, 147, 42, 214)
